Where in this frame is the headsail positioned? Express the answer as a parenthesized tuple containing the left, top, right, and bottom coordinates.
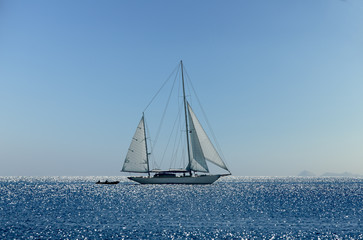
(187, 103, 229, 172)
(122, 117, 149, 173)
(187, 108, 209, 173)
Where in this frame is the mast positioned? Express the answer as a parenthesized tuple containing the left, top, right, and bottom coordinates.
(142, 112, 150, 177)
(181, 61, 192, 175)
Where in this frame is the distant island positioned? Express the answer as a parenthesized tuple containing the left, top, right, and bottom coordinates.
(298, 170, 362, 177)
(320, 172, 362, 177)
(298, 170, 316, 176)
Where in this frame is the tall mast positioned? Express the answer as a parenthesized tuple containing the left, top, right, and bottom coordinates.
(181, 61, 192, 175)
(142, 112, 150, 177)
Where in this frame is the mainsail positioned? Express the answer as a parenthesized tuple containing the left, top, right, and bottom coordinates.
(122, 117, 149, 173)
(187, 103, 229, 171)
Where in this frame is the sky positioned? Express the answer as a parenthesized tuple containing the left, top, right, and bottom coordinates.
(1, 0, 363, 176)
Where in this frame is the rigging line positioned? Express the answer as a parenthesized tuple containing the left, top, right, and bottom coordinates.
(152, 66, 180, 151)
(179, 100, 187, 169)
(170, 130, 183, 169)
(169, 101, 184, 169)
(185, 73, 193, 105)
(160, 102, 183, 168)
(143, 63, 180, 113)
(144, 119, 160, 170)
(184, 68, 228, 166)
(178, 127, 186, 169)
(170, 101, 185, 168)
(180, 81, 186, 168)
(169, 119, 180, 168)
(181, 63, 193, 107)
(173, 74, 184, 169)
(181, 127, 187, 168)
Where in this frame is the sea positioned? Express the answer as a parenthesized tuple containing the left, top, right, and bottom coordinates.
(0, 176, 362, 239)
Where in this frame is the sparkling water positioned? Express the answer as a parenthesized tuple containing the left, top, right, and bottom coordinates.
(0, 176, 362, 239)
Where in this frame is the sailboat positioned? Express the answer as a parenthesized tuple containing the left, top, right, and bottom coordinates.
(121, 61, 231, 184)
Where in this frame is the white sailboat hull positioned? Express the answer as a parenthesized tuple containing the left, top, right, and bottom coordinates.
(128, 175, 222, 184)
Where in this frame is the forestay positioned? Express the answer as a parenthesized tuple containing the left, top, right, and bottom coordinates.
(187, 103, 229, 171)
(122, 117, 149, 173)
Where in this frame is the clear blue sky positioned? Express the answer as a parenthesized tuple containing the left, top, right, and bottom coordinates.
(1, 0, 362, 176)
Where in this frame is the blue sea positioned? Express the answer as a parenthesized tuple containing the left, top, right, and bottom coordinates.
(0, 177, 362, 239)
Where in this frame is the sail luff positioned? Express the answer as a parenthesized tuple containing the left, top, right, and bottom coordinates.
(122, 117, 149, 173)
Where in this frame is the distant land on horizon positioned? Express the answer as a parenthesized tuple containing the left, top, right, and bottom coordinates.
(298, 170, 363, 177)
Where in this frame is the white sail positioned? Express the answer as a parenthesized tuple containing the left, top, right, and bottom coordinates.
(122, 117, 149, 173)
(187, 103, 229, 171)
(187, 108, 209, 173)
